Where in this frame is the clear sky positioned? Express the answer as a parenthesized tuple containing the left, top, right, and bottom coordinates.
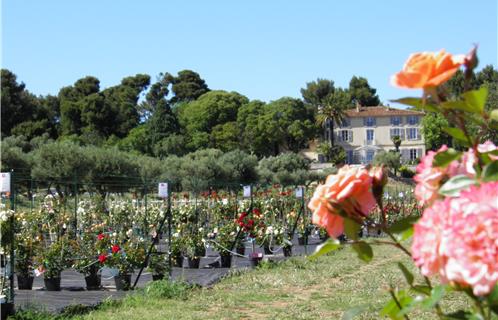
(2, 0, 497, 106)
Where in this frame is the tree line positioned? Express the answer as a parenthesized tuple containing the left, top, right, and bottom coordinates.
(1, 66, 496, 186)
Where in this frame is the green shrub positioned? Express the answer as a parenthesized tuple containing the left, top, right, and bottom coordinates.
(399, 165, 415, 178)
(373, 151, 401, 174)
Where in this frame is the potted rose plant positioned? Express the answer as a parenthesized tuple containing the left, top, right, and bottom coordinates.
(170, 233, 184, 267)
(15, 237, 39, 290)
(184, 230, 206, 269)
(36, 239, 70, 291)
(212, 223, 238, 268)
(147, 249, 170, 281)
(105, 239, 146, 291)
(73, 234, 104, 290)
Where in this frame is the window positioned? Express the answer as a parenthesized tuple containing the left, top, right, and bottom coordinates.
(325, 118, 332, 129)
(407, 115, 419, 125)
(390, 128, 405, 140)
(410, 149, 418, 160)
(340, 118, 350, 128)
(346, 150, 353, 164)
(366, 129, 374, 141)
(391, 116, 402, 126)
(339, 130, 352, 142)
(407, 128, 420, 140)
(364, 117, 376, 126)
(366, 150, 375, 163)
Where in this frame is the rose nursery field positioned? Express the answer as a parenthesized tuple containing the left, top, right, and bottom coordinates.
(0, 177, 418, 318)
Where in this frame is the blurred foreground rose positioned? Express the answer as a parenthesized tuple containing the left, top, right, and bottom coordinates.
(412, 182, 498, 296)
(391, 49, 465, 89)
(308, 165, 377, 237)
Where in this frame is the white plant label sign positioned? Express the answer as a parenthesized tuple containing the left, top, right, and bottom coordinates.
(0, 173, 11, 193)
(158, 182, 169, 198)
(243, 185, 251, 198)
(295, 186, 304, 198)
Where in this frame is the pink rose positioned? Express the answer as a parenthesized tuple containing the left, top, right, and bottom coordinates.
(414, 145, 477, 206)
(412, 182, 498, 296)
(478, 140, 498, 160)
(308, 165, 376, 237)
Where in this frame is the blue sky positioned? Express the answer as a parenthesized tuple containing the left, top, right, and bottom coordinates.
(2, 0, 497, 106)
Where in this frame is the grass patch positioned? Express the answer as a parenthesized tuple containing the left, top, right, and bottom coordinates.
(14, 242, 472, 320)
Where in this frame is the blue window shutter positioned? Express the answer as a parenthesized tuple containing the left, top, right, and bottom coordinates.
(373, 118, 376, 126)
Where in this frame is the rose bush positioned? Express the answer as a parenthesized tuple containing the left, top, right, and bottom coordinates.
(310, 47, 498, 319)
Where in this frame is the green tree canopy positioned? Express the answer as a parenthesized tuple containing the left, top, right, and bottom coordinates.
(349, 76, 380, 106)
(178, 91, 249, 150)
(165, 70, 209, 104)
(257, 153, 311, 186)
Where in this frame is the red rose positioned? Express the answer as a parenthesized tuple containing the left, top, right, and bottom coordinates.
(98, 254, 107, 264)
(97, 233, 105, 241)
(252, 208, 261, 216)
(111, 245, 120, 254)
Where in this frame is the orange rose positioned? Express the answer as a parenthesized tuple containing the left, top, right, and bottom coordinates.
(391, 50, 465, 89)
(308, 166, 376, 237)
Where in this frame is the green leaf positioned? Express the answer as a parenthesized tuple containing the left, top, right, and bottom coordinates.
(443, 310, 478, 320)
(412, 285, 431, 295)
(391, 98, 439, 113)
(482, 161, 498, 182)
(487, 284, 498, 315)
(463, 86, 488, 114)
(380, 290, 414, 320)
(388, 216, 419, 234)
(341, 305, 369, 320)
(421, 285, 446, 310)
(441, 101, 476, 113)
(344, 218, 360, 240)
(352, 242, 373, 262)
(381, 297, 403, 320)
(398, 227, 414, 242)
(490, 109, 498, 122)
(309, 238, 341, 260)
(433, 148, 462, 168)
(439, 175, 476, 197)
(397, 262, 414, 286)
(442, 127, 470, 145)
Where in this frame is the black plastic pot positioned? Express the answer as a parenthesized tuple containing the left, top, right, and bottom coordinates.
(283, 246, 292, 257)
(220, 254, 232, 268)
(250, 256, 263, 267)
(187, 257, 200, 269)
(44, 277, 61, 291)
(1, 302, 14, 320)
(236, 246, 245, 256)
(174, 255, 184, 267)
(263, 245, 273, 255)
(114, 274, 132, 291)
(85, 274, 101, 290)
(17, 274, 34, 290)
(152, 274, 165, 281)
(297, 236, 306, 246)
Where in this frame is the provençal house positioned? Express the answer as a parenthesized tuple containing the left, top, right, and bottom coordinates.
(320, 105, 425, 165)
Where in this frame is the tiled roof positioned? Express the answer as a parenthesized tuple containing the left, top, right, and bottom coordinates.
(345, 106, 424, 118)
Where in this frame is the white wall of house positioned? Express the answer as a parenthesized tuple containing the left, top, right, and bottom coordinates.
(327, 111, 425, 164)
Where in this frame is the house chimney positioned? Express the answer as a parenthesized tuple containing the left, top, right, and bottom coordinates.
(355, 101, 361, 113)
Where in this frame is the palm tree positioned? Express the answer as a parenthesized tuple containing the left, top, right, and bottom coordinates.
(315, 89, 350, 147)
(392, 135, 402, 152)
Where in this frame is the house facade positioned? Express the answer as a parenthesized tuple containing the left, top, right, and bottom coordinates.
(324, 106, 425, 164)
